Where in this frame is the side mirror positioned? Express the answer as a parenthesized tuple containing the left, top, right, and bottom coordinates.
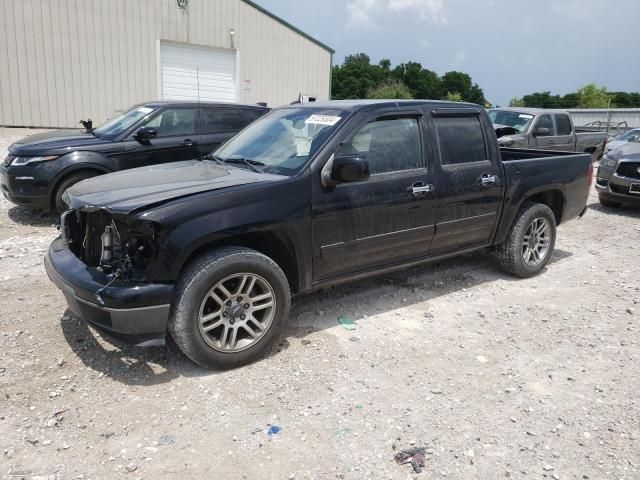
(135, 127, 157, 143)
(331, 155, 370, 184)
(533, 127, 551, 137)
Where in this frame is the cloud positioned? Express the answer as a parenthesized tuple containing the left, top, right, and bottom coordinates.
(387, 0, 447, 23)
(346, 0, 447, 29)
(449, 50, 467, 68)
(345, 0, 379, 29)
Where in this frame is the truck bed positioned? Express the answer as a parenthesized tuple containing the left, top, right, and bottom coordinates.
(500, 147, 588, 161)
(495, 147, 591, 240)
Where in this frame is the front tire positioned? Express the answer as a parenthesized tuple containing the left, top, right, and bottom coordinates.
(497, 202, 557, 278)
(169, 247, 291, 370)
(53, 172, 99, 214)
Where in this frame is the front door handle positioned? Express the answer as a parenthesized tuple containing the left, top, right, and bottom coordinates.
(182, 139, 197, 146)
(408, 181, 434, 197)
(480, 174, 498, 186)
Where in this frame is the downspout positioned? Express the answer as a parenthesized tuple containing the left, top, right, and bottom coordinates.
(329, 52, 333, 100)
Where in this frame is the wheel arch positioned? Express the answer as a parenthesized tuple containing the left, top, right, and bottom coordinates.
(49, 159, 112, 205)
(522, 189, 565, 225)
(177, 231, 303, 295)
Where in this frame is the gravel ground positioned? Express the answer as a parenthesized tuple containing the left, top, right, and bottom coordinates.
(1, 127, 639, 479)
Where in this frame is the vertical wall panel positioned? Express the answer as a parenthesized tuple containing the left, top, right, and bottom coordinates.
(0, 0, 331, 127)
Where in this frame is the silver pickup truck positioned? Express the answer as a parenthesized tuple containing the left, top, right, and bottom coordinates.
(489, 108, 607, 162)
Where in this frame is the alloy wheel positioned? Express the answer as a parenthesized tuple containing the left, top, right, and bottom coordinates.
(198, 273, 276, 352)
(522, 217, 551, 267)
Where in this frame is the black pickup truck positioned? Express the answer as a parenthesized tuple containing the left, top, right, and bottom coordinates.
(45, 100, 592, 370)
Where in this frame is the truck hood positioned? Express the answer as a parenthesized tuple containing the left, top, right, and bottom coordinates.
(606, 142, 640, 161)
(9, 129, 107, 156)
(64, 160, 286, 214)
(494, 124, 523, 140)
(606, 139, 639, 153)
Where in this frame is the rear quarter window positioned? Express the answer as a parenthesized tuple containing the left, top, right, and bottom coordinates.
(202, 108, 246, 132)
(435, 116, 488, 165)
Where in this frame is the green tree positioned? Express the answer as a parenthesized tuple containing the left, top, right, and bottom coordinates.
(509, 97, 525, 107)
(331, 54, 388, 99)
(446, 91, 463, 102)
(577, 83, 611, 108)
(558, 92, 579, 108)
(516, 87, 640, 109)
(391, 62, 443, 100)
(441, 71, 486, 105)
(331, 53, 490, 104)
(367, 81, 414, 99)
(521, 91, 562, 108)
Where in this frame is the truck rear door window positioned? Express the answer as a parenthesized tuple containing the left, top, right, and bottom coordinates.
(435, 116, 487, 165)
(336, 118, 423, 174)
(555, 114, 572, 136)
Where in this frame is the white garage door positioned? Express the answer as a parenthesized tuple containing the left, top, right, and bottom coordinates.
(160, 42, 237, 103)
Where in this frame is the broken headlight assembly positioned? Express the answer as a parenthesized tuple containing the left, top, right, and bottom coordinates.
(62, 209, 161, 276)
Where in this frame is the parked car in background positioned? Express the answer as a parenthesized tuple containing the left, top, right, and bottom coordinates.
(605, 128, 640, 154)
(1, 101, 269, 212)
(596, 142, 640, 208)
(489, 108, 607, 162)
(45, 100, 592, 369)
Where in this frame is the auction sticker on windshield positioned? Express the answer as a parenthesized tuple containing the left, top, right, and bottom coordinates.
(305, 115, 342, 126)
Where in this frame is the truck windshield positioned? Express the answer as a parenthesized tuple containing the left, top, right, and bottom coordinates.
(618, 129, 640, 141)
(488, 110, 534, 133)
(213, 108, 349, 175)
(93, 105, 157, 139)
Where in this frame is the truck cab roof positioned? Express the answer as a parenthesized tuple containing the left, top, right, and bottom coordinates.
(491, 107, 570, 115)
(287, 99, 482, 112)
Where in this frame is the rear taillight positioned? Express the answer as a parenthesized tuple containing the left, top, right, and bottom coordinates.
(587, 162, 594, 186)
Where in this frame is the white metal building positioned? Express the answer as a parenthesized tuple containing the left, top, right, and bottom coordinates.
(568, 109, 640, 129)
(0, 0, 333, 128)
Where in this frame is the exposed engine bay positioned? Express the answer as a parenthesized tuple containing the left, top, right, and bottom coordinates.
(60, 209, 159, 276)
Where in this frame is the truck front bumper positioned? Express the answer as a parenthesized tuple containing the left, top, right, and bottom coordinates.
(596, 168, 640, 207)
(45, 237, 174, 346)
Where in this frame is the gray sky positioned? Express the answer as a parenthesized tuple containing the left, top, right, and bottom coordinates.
(256, 0, 640, 105)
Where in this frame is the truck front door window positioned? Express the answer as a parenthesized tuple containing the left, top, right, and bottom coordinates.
(535, 114, 554, 135)
(336, 118, 422, 174)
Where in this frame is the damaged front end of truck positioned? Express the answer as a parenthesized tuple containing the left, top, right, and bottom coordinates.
(45, 199, 175, 347)
(59, 206, 164, 305)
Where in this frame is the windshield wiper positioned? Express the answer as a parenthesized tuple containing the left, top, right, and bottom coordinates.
(220, 157, 266, 173)
(202, 154, 266, 173)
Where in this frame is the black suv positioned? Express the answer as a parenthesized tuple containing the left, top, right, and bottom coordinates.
(1, 101, 268, 212)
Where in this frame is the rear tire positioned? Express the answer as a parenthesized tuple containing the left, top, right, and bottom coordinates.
(53, 172, 99, 214)
(598, 197, 622, 208)
(497, 202, 557, 278)
(169, 247, 290, 370)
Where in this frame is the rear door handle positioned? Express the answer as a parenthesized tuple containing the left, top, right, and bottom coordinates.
(480, 174, 498, 186)
(182, 139, 197, 146)
(408, 181, 434, 197)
